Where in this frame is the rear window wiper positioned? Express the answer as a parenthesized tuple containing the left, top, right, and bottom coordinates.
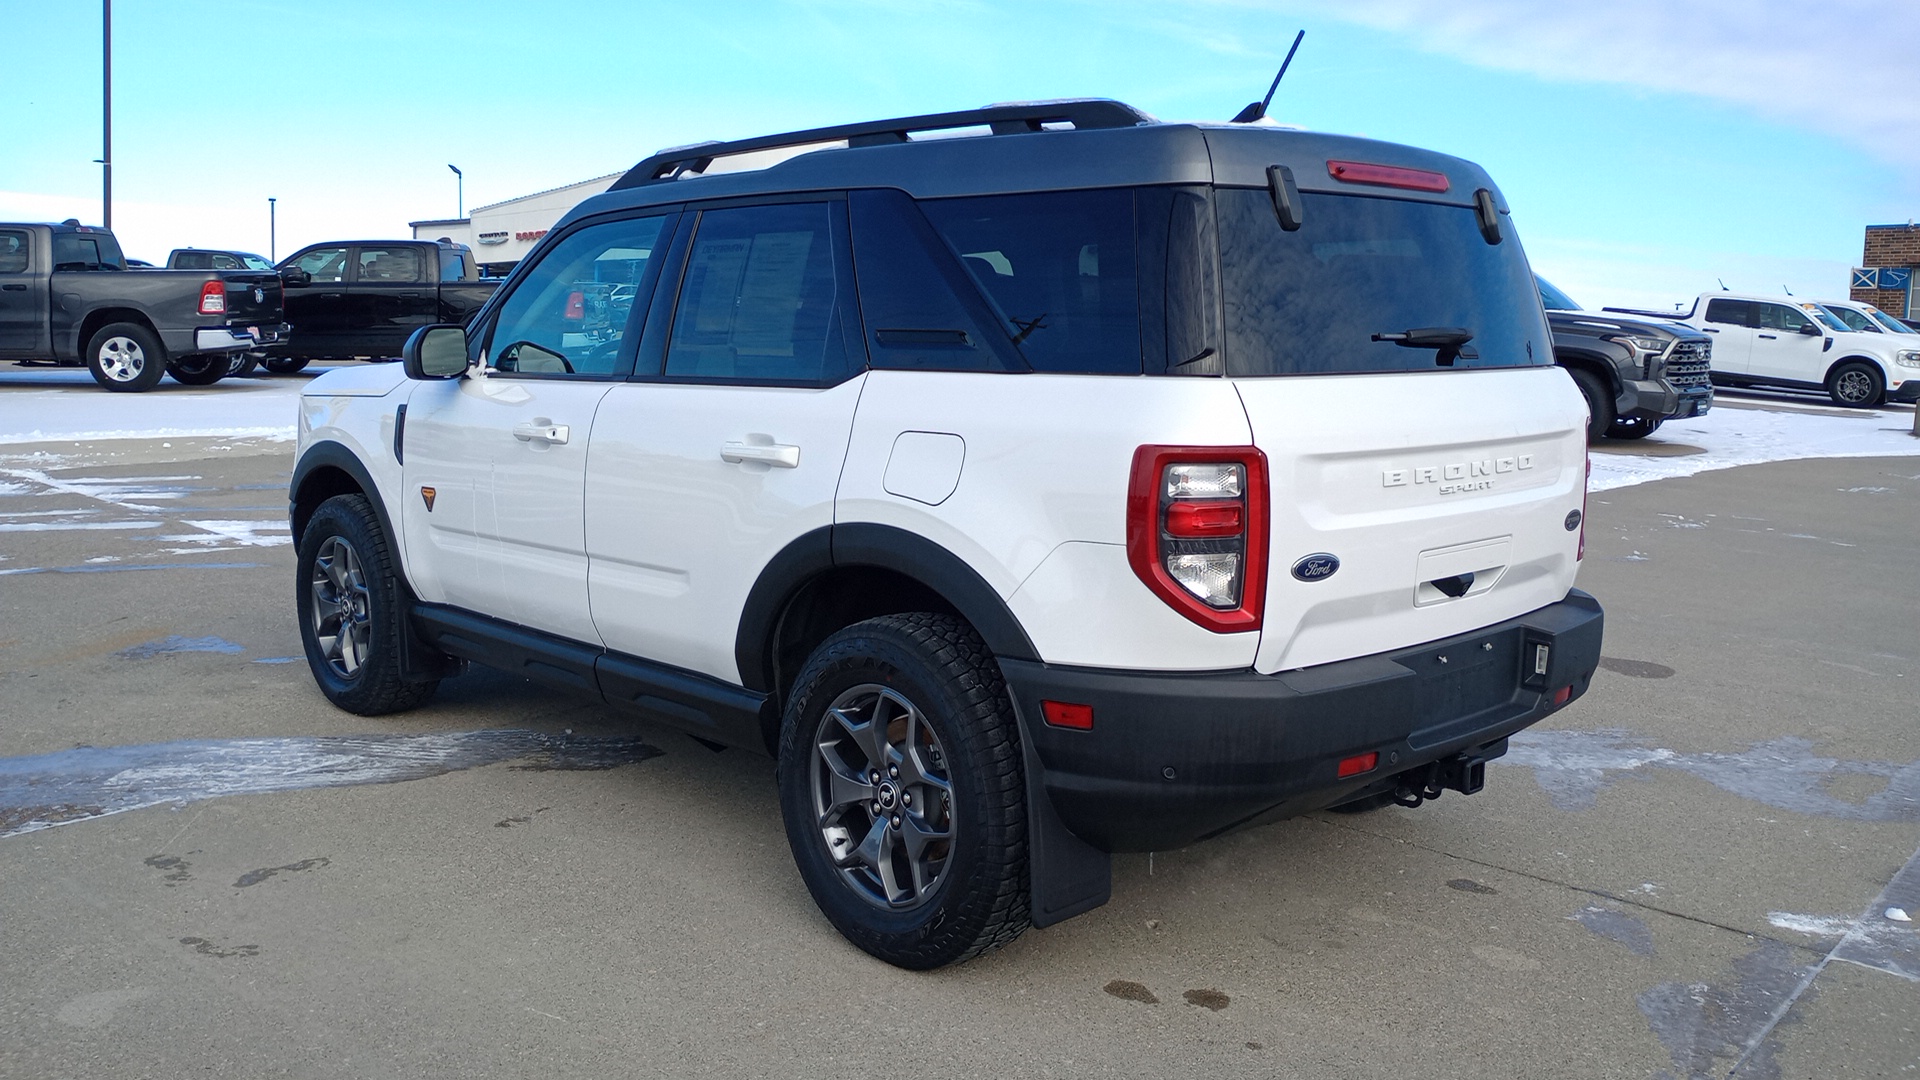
(1370, 326, 1477, 366)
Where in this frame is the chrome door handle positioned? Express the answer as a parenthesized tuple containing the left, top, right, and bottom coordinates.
(512, 421, 570, 444)
(721, 441, 800, 468)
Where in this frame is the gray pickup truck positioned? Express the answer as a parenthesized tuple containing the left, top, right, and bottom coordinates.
(1537, 276, 1713, 440)
(0, 221, 288, 391)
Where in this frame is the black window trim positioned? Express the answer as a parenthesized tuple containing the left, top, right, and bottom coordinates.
(630, 192, 867, 390)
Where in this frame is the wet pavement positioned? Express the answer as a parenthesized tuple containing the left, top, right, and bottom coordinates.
(0, 430, 1916, 1079)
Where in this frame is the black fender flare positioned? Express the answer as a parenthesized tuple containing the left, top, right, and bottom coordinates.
(289, 440, 396, 552)
(734, 523, 1040, 695)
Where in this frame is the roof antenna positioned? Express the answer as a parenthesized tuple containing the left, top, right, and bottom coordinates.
(1717, 277, 1728, 290)
(1231, 30, 1305, 123)
(1783, 285, 1793, 295)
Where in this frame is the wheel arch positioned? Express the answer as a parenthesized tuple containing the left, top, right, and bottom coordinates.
(1553, 350, 1624, 395)
(75, 308, 163, 362)
(290, 441, 394, 554)
(737, 524, 1041, 751)
(1825, 354, 1886, 381)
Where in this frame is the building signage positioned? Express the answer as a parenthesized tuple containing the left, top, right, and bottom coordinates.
(1853, 267, 1913, 290)
(515, 229, 548, 242)
(477, 231, 510, 245)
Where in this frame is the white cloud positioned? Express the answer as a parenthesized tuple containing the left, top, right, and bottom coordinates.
(1280, 0, 1920, 175)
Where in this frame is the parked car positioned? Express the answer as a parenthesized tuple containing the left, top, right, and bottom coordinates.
(1606, 291, 1920, 407)
(263, 239, 498, 373)
(0, 220, 287, 391)
(1808, 298, 1920, 339)
(167, 248, 276, 272)
(1536, 276, 1712, 440)
(289, 98, 1603, 968)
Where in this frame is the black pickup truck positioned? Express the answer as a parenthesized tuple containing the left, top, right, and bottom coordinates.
(0, 221, 288, 391)
(264, 238, 498, 373)
(1537, 276, 1713, 440)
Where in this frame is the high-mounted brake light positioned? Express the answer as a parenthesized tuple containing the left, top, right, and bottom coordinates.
(1127, 445, 1269, 633)
(1326, 159, 1451, 193)
(197, 280, 227, 315)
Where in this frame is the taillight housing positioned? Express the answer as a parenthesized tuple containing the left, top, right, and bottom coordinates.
(564, 290, 585, 320)
(1127, 445, 1269, 633)
(198, 281, 227, 315)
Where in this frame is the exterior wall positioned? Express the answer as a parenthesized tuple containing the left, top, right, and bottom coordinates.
(1853, 224, 1920, 318)
(467, 174, 620, 268)
(409, 218, 473, 250)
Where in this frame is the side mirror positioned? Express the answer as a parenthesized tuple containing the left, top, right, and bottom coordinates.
(281, 267, 311, 288)
(1798, 323, 1821, 336)
(403, 325, 470, 379)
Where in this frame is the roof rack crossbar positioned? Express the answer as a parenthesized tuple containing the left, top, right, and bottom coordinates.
(611, 99, 1150, 190)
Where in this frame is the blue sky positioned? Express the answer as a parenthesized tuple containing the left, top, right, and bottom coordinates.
(3, 0, 1915, 311)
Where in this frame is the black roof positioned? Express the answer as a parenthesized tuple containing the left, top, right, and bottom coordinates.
(558, 98, 1502, 231)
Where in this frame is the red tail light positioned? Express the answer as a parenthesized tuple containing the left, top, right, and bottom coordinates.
(1326, 159, 1451, 193)
(1127, 445, 1268, 633)
(198, 281, 227, 315)
(564, 290, 585, 320)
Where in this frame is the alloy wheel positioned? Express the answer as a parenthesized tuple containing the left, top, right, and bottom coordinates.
(809, 683, 955, 909)
(309, 535, 372, 679)
(97, 336, 147, 383)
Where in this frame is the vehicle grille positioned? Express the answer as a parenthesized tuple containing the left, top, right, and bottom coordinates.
(1664, 340, 1712, 389)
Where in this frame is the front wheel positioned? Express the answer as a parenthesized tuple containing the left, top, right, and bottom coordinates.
(167, 354, 229, 386)
(1606, 416, 1662, 440)
(295, 493, 438, 715)
(85, 322, 166, 392)
(778, 613, 1030, 969)
(1568, 368, 1614, 441)
(1827, 361, 1885, 408)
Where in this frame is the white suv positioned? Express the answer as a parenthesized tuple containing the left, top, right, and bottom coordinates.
(289, 100, 1603, 967)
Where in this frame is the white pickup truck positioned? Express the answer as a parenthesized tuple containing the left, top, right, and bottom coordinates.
(1607, 291, 1920, 407)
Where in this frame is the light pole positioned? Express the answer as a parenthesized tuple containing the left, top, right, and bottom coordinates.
(448, 164, 463, 218)
(268, 197, 277, 262)
(102, 0, 112, 229)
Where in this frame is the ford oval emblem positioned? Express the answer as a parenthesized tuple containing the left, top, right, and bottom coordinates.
(1291, 553, 1340, 582)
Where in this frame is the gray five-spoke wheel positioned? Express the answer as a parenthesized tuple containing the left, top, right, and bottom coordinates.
(309, 535, 372, 679)
(810, 683, 955, 909)
(96, 335, 148, 383)
(1833, 367, 1876, 405)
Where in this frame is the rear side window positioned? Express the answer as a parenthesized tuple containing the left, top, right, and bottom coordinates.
(918, 189, 1142, 374)
(1216, 190, 1547, 375)
(440, 250, 468, 281)
(0, 230, 27, 274)
(848, 189, 1023, 374)
(664, 202, 851, 384)
(173, 251, 211, 269)
(1703, 298, 1752, 327)
(356, 246, 426, 283)
(53, 234, 122, 272)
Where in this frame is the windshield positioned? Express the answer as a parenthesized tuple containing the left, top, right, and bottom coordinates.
(1804, 305, 1850, 332)
(1218, 190, 1549, 375)
(1868, 308, 1917, 334)
(1535, 275, 1581, 311)
(1818, 304, 1875, 332)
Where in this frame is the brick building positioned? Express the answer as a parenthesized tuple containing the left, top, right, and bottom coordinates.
(1851, 223, 1919, 317)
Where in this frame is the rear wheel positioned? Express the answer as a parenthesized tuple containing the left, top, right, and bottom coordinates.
(228, 352, 261, 377)
(1606, 416, 1662, 440)
(1568, 368, 1614, 441)
(778, 613, 1030, 969)
(1826, 360, 1884, 408)
(167, 354, 229, 386)
(295, 493, 438, 715)
(85, 322, 166, 392)
(264, 355, 311, 375)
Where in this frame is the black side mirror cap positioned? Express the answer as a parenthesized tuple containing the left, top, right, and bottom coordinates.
(280, 267, 311, 288)
(403, 325, 470, 379)
(1798, 323, 1821, 336)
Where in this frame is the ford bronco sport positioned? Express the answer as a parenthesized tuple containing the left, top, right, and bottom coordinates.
(289, 99, 1604, 968)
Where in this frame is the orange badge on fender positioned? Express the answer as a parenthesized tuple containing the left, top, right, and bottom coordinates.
(421, 486, 437, 511)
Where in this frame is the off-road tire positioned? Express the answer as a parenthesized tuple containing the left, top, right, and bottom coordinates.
(778, 613, 1030, 969)
(1568, 367, 1614, 441)
(85, 321, 166, 392)
(295, 493, 438, 715)
(167, 354, 229, 386)
(264, 355, 311, 375)
(1826, 360, 1884, 408)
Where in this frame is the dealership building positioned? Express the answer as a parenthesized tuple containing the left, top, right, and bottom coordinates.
(410, 172, 620, 277)
(1851, 223, 1918, 318)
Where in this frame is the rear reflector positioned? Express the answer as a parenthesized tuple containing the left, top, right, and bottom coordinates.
(1552, 686, 1572, 706)
(1326, 159, 1451, 193)
(1041, 700, 1094, 730)
(1337, 751, 1379, 778)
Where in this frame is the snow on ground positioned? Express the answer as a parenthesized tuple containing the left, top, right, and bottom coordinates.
(1, 365, 1916, 489)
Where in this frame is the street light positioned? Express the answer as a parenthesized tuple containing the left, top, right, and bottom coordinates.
(102, 0, 112, 229)
(448, 164, 463, 219)
(268, 197, 277, 262)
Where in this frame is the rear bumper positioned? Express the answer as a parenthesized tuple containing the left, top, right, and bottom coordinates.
(194, 322, 289, 352)
(1002, 590, 1603, 852)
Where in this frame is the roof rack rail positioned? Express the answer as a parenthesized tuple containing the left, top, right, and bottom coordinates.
(610, 98, 1152, 190)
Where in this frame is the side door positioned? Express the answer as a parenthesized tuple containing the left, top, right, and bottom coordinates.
(401, 210, 679, 643)
(281, 245, 352, 353)
(1698, 298, 1754, 376)
(0, 228, 49, 357)
(585, 198, 867, 684)
(1749, 301, 1827, 384)
(348, 244, 433, 358)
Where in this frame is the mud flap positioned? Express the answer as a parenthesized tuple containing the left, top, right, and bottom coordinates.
(1012, 701, 1112, 928)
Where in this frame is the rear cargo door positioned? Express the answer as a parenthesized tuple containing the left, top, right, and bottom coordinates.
(1207, 184, 1588, 675)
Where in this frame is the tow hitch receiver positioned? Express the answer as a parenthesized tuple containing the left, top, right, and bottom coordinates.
(1391, 739, 1506, 808)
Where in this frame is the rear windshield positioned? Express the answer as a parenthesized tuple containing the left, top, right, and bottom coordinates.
(1216, 190, 1548, 376)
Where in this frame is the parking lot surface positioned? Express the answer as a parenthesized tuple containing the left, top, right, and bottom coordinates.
(2, 382, 1917, 1079)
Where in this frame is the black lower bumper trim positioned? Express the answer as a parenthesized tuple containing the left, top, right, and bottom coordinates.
(1002, 590, 1603, 852)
